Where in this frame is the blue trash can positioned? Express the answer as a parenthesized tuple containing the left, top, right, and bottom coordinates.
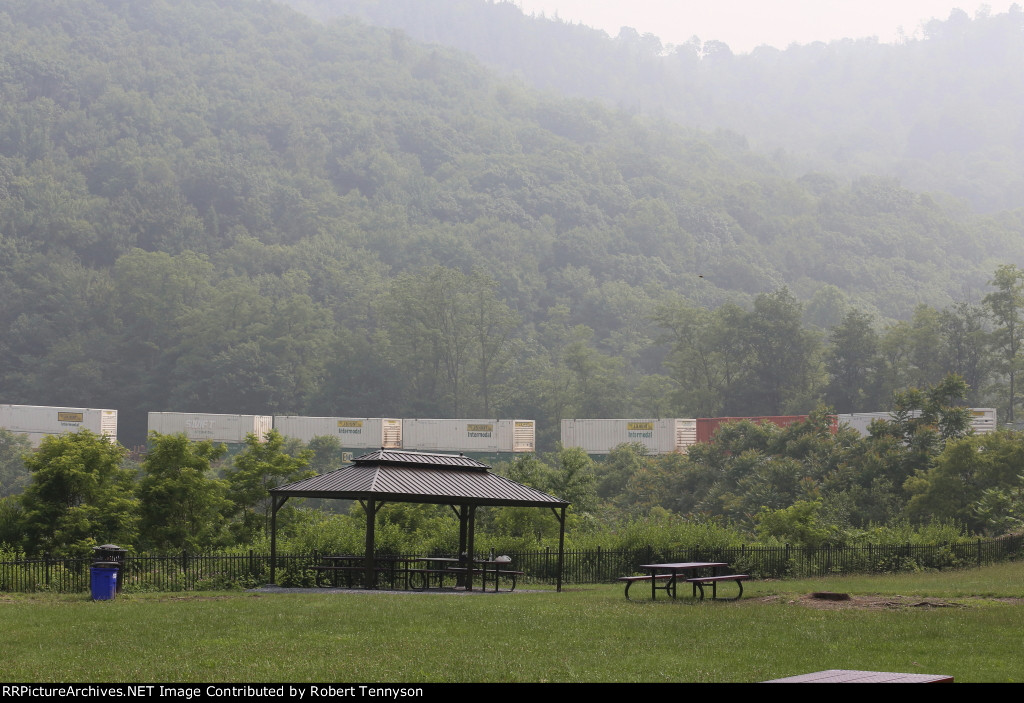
(90, 562, 119, 601)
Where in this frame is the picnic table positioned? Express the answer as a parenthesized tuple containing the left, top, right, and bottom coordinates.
(409, 557, 524, 592)
(312, 555, 524, 592)
(618, 562, 749, 600)
(407, 557, 462, 590)
(313, 554, 411, 589)
(446, 558, 524, 592)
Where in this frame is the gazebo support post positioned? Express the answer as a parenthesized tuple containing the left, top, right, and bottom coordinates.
(554, 506, 566, 592)
(465, 505, 477, 591)
(364, 499, 377, 588)
(269, 496, 288, 585)
(457, 505, 469, 557)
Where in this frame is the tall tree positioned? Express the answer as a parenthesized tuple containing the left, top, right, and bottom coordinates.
(733, 288, 822, 415)
(137, 432, 231, 551)
(224, 429, 314, 541)
(984, 264, 1024, 423)
(938, 301, 992, 405)
(825, 309, 882, 412)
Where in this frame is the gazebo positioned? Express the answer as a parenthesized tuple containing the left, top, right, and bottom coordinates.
(268, 449, 571, 591)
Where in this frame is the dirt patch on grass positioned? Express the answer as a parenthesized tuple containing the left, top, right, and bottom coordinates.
(754, 594, 1024, 610)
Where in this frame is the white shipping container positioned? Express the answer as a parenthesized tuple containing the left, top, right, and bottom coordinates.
(402, 419, 535, 453)
(560, 419, 697, 455)
(148, 412, 272, 444)
(0, 404, 117, 448)
(838, 408, 997, 436)
(969, 408, 997, 434)
(273, 416, 402, 449)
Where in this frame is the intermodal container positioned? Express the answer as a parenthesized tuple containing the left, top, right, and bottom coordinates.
(147, 412, 272, 444)
(560, 419, 697, 455)
(402, 419, 535, 454)
(0, 404, 117, 447)
(273, 416, 402, 449)
(838, 408, 997, 436)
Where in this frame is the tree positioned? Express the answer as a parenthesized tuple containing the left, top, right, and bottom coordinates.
(938, 301, 992, 406)
(825, 309, 882, 412)
(225, 429, 314, 541)
(382, 267, 478, 416)
(137, 432, 231, 551)
(755, 500, 839, 548)
(469, 272, 520, 416)
(19, 431, 137, 556)
(653, 299, 748, 417)
(546, 447, 598, 514)
(984, 264, 1024, 423)
(733, 288, 822, 415)
(595, 443, 648, 502)
(904, 430, 1024, 533)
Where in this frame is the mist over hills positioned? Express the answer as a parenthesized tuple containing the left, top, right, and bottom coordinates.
(288, 0, 1024, 214)
(0, 0, 1022, 444)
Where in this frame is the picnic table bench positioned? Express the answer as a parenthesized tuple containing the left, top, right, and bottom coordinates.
(616, 573, 675, 599)
(684, 573, 750, 600)
(445, 563, 525, 592)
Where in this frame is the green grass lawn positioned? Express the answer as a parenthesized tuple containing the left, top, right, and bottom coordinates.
(2, 563, 1023, 683)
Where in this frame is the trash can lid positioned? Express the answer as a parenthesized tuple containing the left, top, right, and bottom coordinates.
(94, 544, 125, 550)
(91, 561, 121, 568)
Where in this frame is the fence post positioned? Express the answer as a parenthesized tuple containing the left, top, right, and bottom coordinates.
(977, 538, 982, 567)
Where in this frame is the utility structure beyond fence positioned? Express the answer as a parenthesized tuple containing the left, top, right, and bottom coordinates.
(2, 535, 1022, 594)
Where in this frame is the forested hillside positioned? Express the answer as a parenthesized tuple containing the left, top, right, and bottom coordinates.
(293, 0, 1024, 213)
(0, 0, 1023, 448)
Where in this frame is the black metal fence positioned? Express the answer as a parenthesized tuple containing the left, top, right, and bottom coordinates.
(2, 534, 1022, 593)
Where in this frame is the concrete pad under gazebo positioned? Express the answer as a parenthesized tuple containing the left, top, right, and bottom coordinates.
(268, 449, 570, 591)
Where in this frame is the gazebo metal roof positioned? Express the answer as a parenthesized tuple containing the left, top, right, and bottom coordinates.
(267, 449, 570, 591)
(271, 449, 568, 508)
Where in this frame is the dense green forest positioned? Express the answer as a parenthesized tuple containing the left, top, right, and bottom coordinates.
(1, 0, 1023, 451)
(2, 3, 1024, 557)
(291, 0, 1024, 213)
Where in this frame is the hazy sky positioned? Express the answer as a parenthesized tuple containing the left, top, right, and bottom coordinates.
(515, 1, 1017, 53)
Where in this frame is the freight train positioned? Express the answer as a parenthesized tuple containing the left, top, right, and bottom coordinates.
(0, 406, 998, 458)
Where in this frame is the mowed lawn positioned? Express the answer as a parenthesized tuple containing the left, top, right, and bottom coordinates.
(2, 562, 1023, 683)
